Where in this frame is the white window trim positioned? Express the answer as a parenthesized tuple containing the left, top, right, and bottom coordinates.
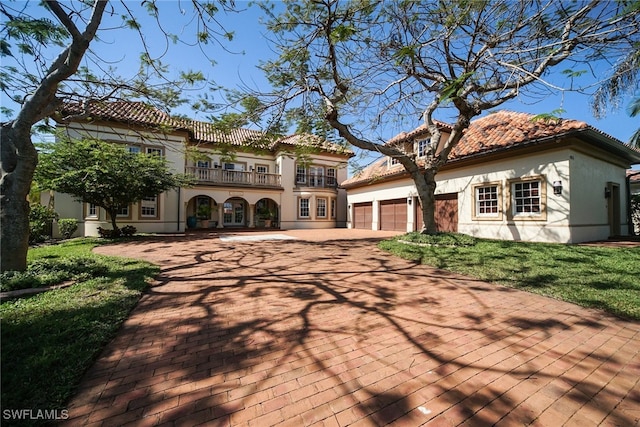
(317, 197, 328, 218)
(473, 182, 502, 220)
(507, 176, 547, 221)
(298, 197, 310, 219)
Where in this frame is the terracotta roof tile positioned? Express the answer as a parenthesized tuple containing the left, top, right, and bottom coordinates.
(274, 134, 354, 156)
(59, 101, 179, 128)
(182, 119, 267, 147)
(449, 111, 588, 159)
(59, 101, 351, 156)
(342, 110, 632, 188)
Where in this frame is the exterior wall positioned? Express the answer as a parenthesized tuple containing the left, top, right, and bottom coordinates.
(52, 122, 350, 235)
(346, 148, 632, 243)
(568, 151, 630, 242)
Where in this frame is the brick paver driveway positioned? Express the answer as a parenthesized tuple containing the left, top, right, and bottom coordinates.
(64, 229, 639, 426)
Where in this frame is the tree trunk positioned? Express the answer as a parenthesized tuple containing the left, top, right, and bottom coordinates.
(1, 125, 38, 272)
(412, 168, 438, 234)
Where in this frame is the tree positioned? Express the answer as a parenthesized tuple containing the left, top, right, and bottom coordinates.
(253, 0, 640, 234)
(35, 136, 192, 232)
(0, 0, 232, 271)
(592, 44, 640, 147)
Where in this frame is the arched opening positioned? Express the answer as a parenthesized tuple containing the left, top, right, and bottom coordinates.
(222, 197, 249, 227)
(186, 195, 218, 229)
(255, 198, 280, 228)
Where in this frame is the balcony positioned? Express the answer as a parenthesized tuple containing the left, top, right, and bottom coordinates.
(295, 174, 339, 189)
(187, 167, 282, 188)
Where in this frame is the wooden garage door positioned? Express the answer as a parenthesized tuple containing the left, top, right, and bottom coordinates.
(380, 198, 407, 231)
(415, 193, 458, 232)
(353, 202, 373, 229)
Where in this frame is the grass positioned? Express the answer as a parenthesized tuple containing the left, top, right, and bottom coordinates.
(379, 234, 640, 320)
(0, 238, 158, 425)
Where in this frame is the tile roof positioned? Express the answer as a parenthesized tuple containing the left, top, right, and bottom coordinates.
(59, 101, 179, 128)
(343, 110, 635, 187)
(182, 119, 268, 148)
(58, 101, 351, 156)
(274, 134, 354, 156)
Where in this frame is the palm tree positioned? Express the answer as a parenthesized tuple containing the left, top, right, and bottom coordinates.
(592, 47, 640, 148)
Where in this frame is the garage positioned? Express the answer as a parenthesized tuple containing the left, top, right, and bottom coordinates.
(352, 202, 373, 229)
(415, 193, 458, 232)
(380, 198, 408, 231)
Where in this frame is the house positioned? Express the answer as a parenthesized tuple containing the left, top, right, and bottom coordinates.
(342, 111, 640, 243)
(48, 101, 352, 237)
(629, 169, 640, 235)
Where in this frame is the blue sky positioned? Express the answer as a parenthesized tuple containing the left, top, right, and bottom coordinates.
(4, 1, 639, 152)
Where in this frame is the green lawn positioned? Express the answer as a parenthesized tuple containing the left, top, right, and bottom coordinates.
(0, 239, 157, 425)
(379, 233, 640, 320)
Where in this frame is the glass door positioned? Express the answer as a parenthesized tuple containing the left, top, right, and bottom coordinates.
(223, 199, 245, 226)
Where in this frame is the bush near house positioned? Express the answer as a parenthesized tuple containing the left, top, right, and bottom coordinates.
(58, 218, 78, 239)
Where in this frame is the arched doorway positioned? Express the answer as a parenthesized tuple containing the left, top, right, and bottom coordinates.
(187, 195, 218, 229)
(223, 197, 248, 227)
(255, 198, 279, 228)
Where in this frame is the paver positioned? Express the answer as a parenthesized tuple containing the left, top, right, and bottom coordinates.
(60, 229, 640, 426)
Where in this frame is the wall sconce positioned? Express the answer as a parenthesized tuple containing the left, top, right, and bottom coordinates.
(407, 197, 412, 205)
(348, 205, 351, 210)
(604, 187, 611, 199)
(552, 180, 562, 195)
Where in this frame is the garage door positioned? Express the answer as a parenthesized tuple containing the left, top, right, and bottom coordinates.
(380, 198, 407, 231)
(415, 193, 458, 232)
(353, 202, 373, 229)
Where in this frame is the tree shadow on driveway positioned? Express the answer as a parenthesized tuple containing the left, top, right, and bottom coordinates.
(62, 236, 640, 426)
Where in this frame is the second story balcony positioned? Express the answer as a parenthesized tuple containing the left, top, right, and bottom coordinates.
(187, 167, 282, 188)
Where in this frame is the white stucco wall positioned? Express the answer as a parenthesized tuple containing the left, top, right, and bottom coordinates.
(346, 147, 631, 243)
(52, 122, 351, 235)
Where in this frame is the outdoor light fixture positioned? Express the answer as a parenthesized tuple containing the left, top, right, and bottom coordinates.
(552, 180, 562, 195)
(407, 197, 412, 205)
(605, 187, 612, 199)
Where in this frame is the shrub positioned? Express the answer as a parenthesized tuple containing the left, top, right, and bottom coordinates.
(0, 255, 108, 292)
(29, 204, 58, 244)
(121, 225, 137, 237)
(58, 218, 79, 239)
(97, 227, 120, 238)
(97, 225, 136, 238)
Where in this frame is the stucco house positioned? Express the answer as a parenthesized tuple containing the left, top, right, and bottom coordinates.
(49, 101, 352, 237)
(342, 111, 640, 243)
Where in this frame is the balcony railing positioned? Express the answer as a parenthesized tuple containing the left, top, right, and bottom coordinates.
(295, 174, 338, 189)
(187, 167, 282, 188)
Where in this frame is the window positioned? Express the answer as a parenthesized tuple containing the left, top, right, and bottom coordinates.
(146, 147, 163, 156)
(309, 166, 324, 187)
(256, 164, 268, 184)
(327, 168, 337, 186)
(127, 146, 141, 154)
(299, 198, 310, 218)
(389, 157, 400, 166)
(140, 196, 158, 218)
(317, 198, 327, 218)
(296, 165, 307, 184)
(417, 138, 434, 157)
(197, 160, 210, 168)
(331, 199, 336, 219)
(475, 184, 500, 217)
(507, 177, 546, 220)
(116, 205, 130, 218)
(513, 181, 540, 215)
(87, 203, 98, 218)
